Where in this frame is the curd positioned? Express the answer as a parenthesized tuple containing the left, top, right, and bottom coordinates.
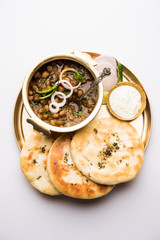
(109, 85, 141, 119)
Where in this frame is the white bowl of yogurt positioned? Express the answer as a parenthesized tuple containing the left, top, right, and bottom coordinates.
(106, 82, 146, 121)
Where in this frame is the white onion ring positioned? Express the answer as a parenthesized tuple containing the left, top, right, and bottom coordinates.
(59, 68, 81, 89)
(49, 68, 81, 114)
(58, 80, 73, 98)
(49, 103, 59, 113)
(95, 61, 117, 77)
(95, 54, 117, 70)
(51, 91, 66, 107)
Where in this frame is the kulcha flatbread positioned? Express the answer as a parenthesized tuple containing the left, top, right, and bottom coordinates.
(47, 134, 113, 199)
(20, 132, 60, 195)
(71, 118, 144, 185)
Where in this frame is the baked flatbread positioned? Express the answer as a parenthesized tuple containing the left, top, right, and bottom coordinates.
(20, 132, 60, 195)
(71, 118, 144, 185)
(47, 134, 113, 199)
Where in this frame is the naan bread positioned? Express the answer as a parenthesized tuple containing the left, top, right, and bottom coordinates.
(71, 118, 144, 185)
(47, 134, 113, 199)
(20, 132, 60, 195)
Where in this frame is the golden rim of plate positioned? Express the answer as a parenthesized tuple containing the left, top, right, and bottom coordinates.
(106, 82, 146, 121)
(13, 51, 152, 150)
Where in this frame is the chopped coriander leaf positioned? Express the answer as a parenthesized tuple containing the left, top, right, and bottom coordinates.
(41, 110, 50, 115)
(67, 163, 73, 167)
(93, 128, 98, 134)
(41, 145, 46, 153)
(98, 162, 105, 169)
(74, 69, 83, 82)
(64, 91, 70, 96)
(32, 159, 37, 164)
(63, 153, 69, 163)
(37, 176, 41, 180)
(74, 111, 82, 116)
(66, 122, 70, 127)
(42, 79, 46, 84)
(71, 183, 77, 186)
(78, 111, 82, 116)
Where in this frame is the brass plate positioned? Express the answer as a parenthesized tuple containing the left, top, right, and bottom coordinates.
(13, 52, 152, 150)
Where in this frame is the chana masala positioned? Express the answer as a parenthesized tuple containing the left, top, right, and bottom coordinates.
(28, 60, 98, 127)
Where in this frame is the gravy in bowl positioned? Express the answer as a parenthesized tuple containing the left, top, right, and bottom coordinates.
(28, 60, 98, 127)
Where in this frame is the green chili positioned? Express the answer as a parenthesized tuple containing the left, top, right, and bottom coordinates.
(36, 84, 58, 94)
(39, 90, 56, 100)
(117, 62, 123, 82)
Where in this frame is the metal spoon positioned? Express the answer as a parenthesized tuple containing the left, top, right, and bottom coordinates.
(76, 68, 111, 110)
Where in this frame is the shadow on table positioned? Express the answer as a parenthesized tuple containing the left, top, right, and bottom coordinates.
(37, 179, 137, 207)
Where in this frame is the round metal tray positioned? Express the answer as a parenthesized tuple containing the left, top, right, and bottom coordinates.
(13, 52, 152, 150)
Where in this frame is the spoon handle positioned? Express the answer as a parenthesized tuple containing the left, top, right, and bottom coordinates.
(79, 68, 111, 101)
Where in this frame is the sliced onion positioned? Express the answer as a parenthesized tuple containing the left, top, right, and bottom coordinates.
(59, 68, 81, 89)
(95, 61, 117, 77)
(102, 75, 118, 92)
(95, 62, 118, 92)
(58, 80, 73, 98)
(95, 54, 117, 70)
(51, 91, 66, 107)
(49, 103, 59, 113)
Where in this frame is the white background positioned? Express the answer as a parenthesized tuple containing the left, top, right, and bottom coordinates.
(0, 0, 160, 239)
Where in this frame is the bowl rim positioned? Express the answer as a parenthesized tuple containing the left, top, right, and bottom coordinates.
(22, 53, 103, 133)
(106, 81, 146, 121)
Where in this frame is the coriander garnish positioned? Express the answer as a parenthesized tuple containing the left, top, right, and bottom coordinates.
(41, 110, 50, 115)
(32, 159, 37, 164)
(73, 111, 82, 116)
(66, 122, 70, 127)
(71, 183, 77, 186)
(42, 79, 46, 84)
(74, 69, 83, 82)
(93, 128, 98, 134)
(63, 153, 69, 163)
(41, 145, 46, 153)
(67, 163, 73, 167)
(98, 162, 105, 169)
(99, 140, 120, 161)
(37, 176, 41, 180)
(64, 91, 70, 96)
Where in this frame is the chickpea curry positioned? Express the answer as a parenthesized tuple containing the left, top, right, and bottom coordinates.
(28, 60, 98, 127)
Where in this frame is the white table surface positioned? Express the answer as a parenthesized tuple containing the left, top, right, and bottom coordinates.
(0, 0, 160, 239)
